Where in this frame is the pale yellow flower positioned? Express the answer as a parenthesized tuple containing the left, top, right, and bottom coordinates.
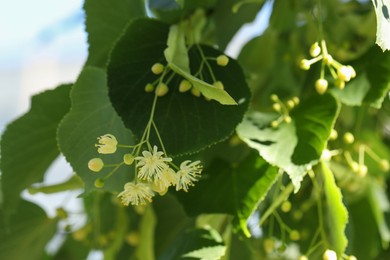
(117, 182, 154, 206)
(96, 134, 117, 154)
(176, 160, 202, 192)
(152, 167, 178, 194)
(135, 145, 172, 182)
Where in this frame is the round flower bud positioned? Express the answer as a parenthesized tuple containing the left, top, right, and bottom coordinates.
(179, 80, 192, 92)
(151, 63, 164, 75)
(347, 255, 357, 260)
(144, 83, 154, 93)
(287, 100, 295, 109)
(289, 230, 300, 241)
(270, 94, 278, 102)
(310, 42, 321, 57)
(351, 161, 359, 172)
(155, 83, 169, 97)
(321, 149, 332, 161)
(323, 54, 333, 65)
(94, 178, 105, 188)
(272, 103, 281, 112)
(343, 132, 355, 144)
(216, 55, 229, 66)
(191, 87, 201, 97)
(263, 238, 275, 253)
(292, 96, 300, 105)
(123, 154, 135, 165)
(335, 78, 345, 90)
(284, 116, 292, 123)
(330, 129, 338, 140)
(213, 81, 224, 90)
(88, 158, 104, 172)
(299, 59, 311, 70)
(347, 65, 356, 78)
(271, 120, 279, 128)
(357, 164, 368, 177)
(315, 78, 328, 95)
(299, 256, 309, 260)
(281, 200, 292, 212)
(338, 65, 353, 82)
(323, 249, 337, 260)
(379, 159, 390, 172)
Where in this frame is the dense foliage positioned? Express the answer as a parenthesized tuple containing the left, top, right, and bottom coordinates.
(1, 0, 390, 259)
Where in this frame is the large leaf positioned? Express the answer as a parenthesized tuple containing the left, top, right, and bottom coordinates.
(153, 195, 193, 256)
(176, 152, 278, 237)
(0, 200, 58, 259)
(149, 0, 217, 24)
(237, 93, 340, 191)
(332, 46, 390, 108)
(107, 18, 250, 156)
(371, 0, 390, 51)
(158, 227, 226, 260)
(213, 0, 265, 50)
(0, 85, 71, 213)
(84, 0, 146, 67)
(164, 24, 237, 105)
(57, 67, 134, 193)
(321, 162, 349, 256)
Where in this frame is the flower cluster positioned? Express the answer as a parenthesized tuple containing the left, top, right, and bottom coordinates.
(118, 145, 203, 205)
(87, 135, 203, 206)
(299, 41, 356, 95)
(269, 94, 299, 128)
(144, 53, 230, 101)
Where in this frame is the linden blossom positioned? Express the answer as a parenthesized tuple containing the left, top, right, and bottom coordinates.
(176, 160, 203, 192)
(96, 134, 118, 154)
(117, 182, 154, 206)
(135, 145, 173, 182)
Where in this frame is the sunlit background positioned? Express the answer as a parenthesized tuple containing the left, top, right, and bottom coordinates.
(0, 0, 271, 258)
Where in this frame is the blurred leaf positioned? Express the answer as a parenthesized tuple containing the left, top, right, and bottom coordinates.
(57, 67, 134, 193)
(107, 18, 250, 156)
(213, 0, 264, 50)
(149, 0, 217, 24)
(348, 194, 383, 259)
(158, 227, 226, 260)
(237, 93, 340, 191)
(321, 162, 349, 256)
(371, 0, 390, 51)
(153, 195, 193, 256)
(332, 46, 390, 108)
(0, 200, 58, 260)
(176, 152, 278, 237)
(0, 84, 71, 214)
(136, 206, 156, 260)
(84, 0, 146, 67)
(52, 235, 90, 260)
(368, 179, 390, 247)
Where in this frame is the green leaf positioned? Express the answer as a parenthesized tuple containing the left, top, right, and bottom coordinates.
(153, 195, 192, 256)
(332, 46, 390, 108)
(237, 93, 340, 192)
(0, 200, 58, 260)
(176, 152, 278, 237)
(108, 18, 250, 156)
(164, 24, 237, 105)
(213, 0, 265, 50)
(321, 162, 349, 256)
(148, 0, 216, 24)
(371, 0, 390, 51)
(164, 25, 191, 74)
(158, 227, 226, 260)
(84, 0, 146, 67)
(57, 67, 134, 193)
(0, 84, 71, 213)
